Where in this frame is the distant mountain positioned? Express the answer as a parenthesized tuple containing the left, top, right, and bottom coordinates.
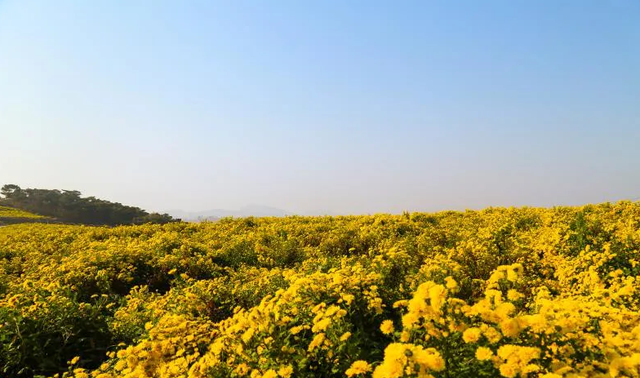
(299, 209, 341, 216)
(238, 205, 293, 217)
(166, 205, 292, 221)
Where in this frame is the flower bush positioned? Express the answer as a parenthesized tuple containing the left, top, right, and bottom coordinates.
(0, 202, 639, 377)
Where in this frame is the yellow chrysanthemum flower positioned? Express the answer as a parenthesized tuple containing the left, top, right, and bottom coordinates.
(380, 320, 395, 335)
(345, 360, 372, 376)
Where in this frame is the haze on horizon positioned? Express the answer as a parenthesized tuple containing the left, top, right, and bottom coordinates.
(1, 1, 639, 215)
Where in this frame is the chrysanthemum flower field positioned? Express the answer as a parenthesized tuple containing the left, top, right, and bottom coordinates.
(1, 202, 639, 378)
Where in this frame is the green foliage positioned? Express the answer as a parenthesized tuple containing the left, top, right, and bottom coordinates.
(0, 184, 178, 226)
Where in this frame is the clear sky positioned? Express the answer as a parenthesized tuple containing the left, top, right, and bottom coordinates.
(1, 1, 639, 214)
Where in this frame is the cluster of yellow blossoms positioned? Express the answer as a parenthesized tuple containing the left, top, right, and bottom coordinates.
(1, 201, 640, 377)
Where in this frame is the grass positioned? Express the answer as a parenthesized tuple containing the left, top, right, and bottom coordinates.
(0, 205, 46, 219)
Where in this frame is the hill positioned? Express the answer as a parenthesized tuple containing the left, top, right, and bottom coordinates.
(0, 184, 178, 226)
(0, 205, 55, 225)
(0, 205, 46, 219)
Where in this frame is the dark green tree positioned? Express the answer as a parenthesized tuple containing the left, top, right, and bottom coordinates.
(0, 184, 180, 226)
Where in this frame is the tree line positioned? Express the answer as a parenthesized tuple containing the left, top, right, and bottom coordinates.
(0, 184, 179, 226)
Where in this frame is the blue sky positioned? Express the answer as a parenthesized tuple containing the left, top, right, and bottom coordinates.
(1, 1, 639, 214)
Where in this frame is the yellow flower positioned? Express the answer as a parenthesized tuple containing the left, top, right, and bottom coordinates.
(290, 325, 304, 335)
(278, 365, 293, 378)
(507, 289, 524, 301)
(445, 276, 458, 290)
(475, 347, 493, 361)
(393, 300, 408, 308)
(428, 284, 447, 311)
(340, 332, 352, 341)
(380, 320, 395, 335)
(462, 327, 482, 343)
(499, 363, 517, 378)
(235, 363, 250, 375)
(308, 333, 325, 351)
(341, 294, 355, 305)
(312, 317, 331, 333)
(499, 318, 523, 338)
(263, 369, 278, 378)
(114, 360, 127, 371)
(413, 347, 445, 371)
(482, 326, 502, 344)
(241, 328, 255, 343)
(346, 360, 372, 376)
(73, 369, 89, 378)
